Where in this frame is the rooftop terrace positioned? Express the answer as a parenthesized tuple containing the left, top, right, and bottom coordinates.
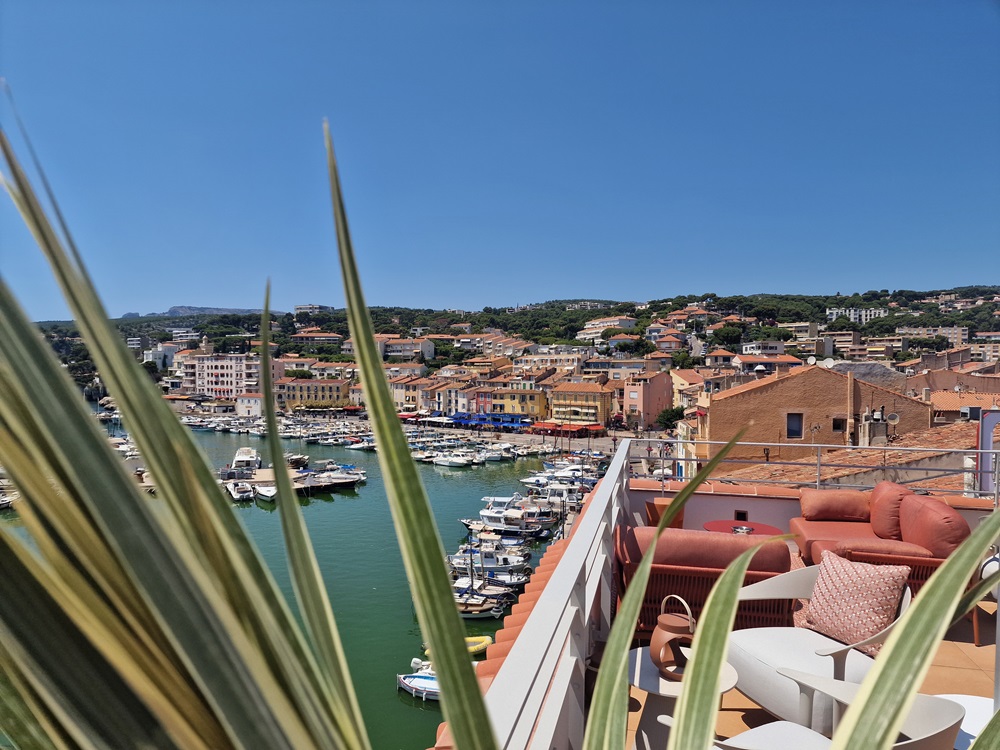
(431, 434, 1000, 749)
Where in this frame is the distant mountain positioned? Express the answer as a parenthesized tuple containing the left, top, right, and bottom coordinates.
(146, 306, 278, 317)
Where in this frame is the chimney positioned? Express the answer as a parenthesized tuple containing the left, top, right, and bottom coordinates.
(922, 388, 931, 402)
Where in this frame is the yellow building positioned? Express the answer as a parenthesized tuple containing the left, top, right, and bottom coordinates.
(490, 388, 549, 419)
(548, 381, 614, 425)
(275, 378, 350, 410)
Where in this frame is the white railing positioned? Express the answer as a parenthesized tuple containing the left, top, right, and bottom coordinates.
(484, 439, 634, 749)
(625, 437, 1000, 501)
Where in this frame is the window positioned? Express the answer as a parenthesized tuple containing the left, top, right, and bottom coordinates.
(786, 413, 804, 439)
(832, 418, 847, 433)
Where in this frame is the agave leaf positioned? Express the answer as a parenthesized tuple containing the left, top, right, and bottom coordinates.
(970, 709, 1000, 749)
(830, 508, 1000, 749)
(0, 643, 61, 750)
(257, 289, 371, 750)
(583, 435, 742, 750)
(951, 569, 1000, 626)
(325, 121, 497, 750)
(0, 534, 182, 750)
(1, 127, 361, 748)
(668, 535, 794, 750)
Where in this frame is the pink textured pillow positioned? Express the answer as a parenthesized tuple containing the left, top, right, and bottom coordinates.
(869, 481, 910, 540)
(800, 488, 870, 522)
(806, 551, 910, 656)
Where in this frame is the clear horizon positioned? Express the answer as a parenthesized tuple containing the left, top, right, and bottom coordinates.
(2, 2, 999, 322)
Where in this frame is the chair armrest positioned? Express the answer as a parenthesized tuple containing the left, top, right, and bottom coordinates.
(779, 668, 967, 741)
(777, 668, 857, 729)
(737, 565, 820, 601)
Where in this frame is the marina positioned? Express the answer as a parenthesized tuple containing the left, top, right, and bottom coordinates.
(124, 422, 580, 748)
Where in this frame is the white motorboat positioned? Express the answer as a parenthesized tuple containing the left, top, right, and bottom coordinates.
(477, 493, 558, 532)
(231, 447, 261, 471)
(254, 485, 278, 501)
(432, 453, 470, 467)
(446, 544, 531, 574)
(453, 569, 528, 590)
(227, 482, 255, 502)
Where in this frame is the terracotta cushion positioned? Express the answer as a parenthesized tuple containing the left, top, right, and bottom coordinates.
(789, 517, 879, 564)
(622, 526, 790, 573)
(899, 495, 971, 559)
(806, 550, 910, 656)
(833, 537, 934, 559)
(869, 481, 911, 540)
(799, 488, 870, 522)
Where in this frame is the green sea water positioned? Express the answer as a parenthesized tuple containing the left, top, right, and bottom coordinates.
(190, 429, 545, 750)
(0, 426, 544, 749)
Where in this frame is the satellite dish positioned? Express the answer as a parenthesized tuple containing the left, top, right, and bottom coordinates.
(886, 413, 900, 425)
(807, 356, 817, 365)
(822, 358, 835, 368)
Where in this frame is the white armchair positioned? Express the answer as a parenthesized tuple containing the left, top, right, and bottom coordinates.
(726, 565, 912, 735)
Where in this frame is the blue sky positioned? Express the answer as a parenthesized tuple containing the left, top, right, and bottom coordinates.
(1, 1, 998, 322)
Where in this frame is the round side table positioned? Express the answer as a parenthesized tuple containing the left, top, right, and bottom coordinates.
(627, 646, 738, 750)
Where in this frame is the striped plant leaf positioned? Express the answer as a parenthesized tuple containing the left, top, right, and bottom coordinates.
(583, 435, 742, 750)
(325, 121, 498, 750)
(971, 710, 1000, 749)
(1, 121, 366, 747)
(668, 536, 793, 750)
(256, 288, 371, 750)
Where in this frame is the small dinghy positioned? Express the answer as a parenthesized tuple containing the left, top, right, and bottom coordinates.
(424, 635, 493, 658)
(397, 658, 440, 701)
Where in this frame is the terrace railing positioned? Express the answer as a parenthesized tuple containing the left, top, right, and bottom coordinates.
(483, 439, 634, 749)
(626, 437, 1000, 503)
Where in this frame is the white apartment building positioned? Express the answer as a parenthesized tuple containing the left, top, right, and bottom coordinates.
(142, 342, 182, 370)
(741, 341, 786, 356)
(575, 316, 638, 343)
(180, 353, 261, 400)
(168, 328, 201, 343)
(825, 307, 889, 324)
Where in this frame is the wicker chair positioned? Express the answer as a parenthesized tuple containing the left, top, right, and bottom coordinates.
(613, 525, 795, 639)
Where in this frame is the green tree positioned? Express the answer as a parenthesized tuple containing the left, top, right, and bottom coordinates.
(710, 325, 743, 349)
(827, 316, 860, 332)
(655, 406, 686, 431)
(671, 350, 695, 369)
(141, 360, 162, 382)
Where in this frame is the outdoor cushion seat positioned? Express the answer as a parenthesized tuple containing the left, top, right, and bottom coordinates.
(614, 525, 793, 637)
(726, 561, 911, 736)
(789, 482, 971, 595)
(790, 517, 879, 561)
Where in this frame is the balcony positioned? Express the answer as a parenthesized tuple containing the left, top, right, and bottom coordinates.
(432, 437, 1000, 749)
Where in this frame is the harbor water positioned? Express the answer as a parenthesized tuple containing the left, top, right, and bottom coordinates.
(187, 428, 549, 749)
